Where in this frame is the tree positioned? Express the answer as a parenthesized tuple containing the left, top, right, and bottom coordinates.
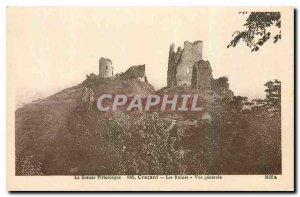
(227, 12, 281, 52)
(216, 76, 229, 86)
(264, 79, 281, 110)
(230, 96, 248, 111)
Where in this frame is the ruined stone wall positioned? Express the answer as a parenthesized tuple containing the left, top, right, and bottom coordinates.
(120, 64, 146, 79)
(167, 41, 203, 87)
(176, 41, 203, 86)
(99, 57, 114, 77)
(167, 44, 183, 87)
(191, 60, 213, 91)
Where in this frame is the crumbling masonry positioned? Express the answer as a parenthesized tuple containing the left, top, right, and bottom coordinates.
(191, 60, 213, 91)
(167, 40, 233, 97)
(167, 40, 203, 87)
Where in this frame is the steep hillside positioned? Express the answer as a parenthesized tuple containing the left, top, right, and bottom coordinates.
(15, 65, 281, 175)
(15, 65, 155, 175)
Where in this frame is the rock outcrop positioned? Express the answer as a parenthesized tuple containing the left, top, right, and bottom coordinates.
(120, 64, 146, 79)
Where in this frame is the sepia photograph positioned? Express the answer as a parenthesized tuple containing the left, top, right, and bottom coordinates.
(6, 6, 294, 191)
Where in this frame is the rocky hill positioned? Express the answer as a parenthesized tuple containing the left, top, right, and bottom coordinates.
(16, 65, 156, 175)
(15, 44, 281, 175)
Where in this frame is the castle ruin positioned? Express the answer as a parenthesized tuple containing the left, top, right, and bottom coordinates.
(191, 60, 213, 91)
(166, 40, 233, 96)
(99, 57, 114, 77)
(167, 40, 203, 87)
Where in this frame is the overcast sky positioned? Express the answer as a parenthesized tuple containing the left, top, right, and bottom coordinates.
(7, 7, 292, 106)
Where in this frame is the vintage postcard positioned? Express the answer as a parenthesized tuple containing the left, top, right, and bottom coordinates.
(7, 7, 294, 191)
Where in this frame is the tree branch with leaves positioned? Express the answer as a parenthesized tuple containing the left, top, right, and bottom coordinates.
(227, 12, 281, 52)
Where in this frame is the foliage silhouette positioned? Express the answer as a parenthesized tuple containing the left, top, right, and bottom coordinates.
(227, 12, 281, 52)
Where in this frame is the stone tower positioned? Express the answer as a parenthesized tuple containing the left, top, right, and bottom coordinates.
(167, 40, 203, 87)
(99, 57, 113, 77)
(191, 60, 213, 91)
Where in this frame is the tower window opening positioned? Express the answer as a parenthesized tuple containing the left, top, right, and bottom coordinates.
(187, 67, 190, 74)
